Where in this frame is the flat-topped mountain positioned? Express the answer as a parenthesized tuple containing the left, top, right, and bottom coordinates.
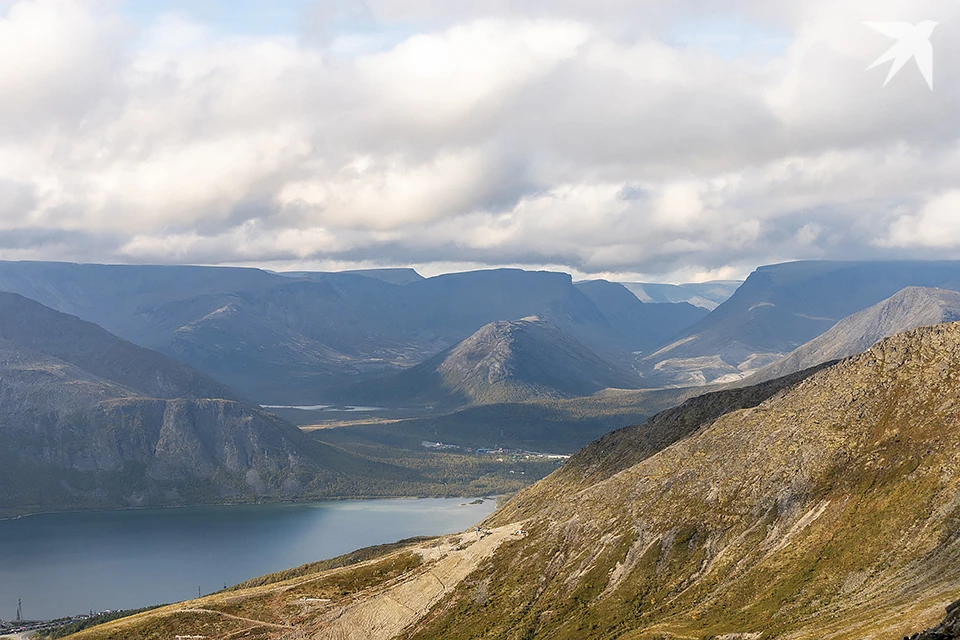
(354, 318, 640, 408)
(642, 260, 960, 385)
(101, 322, 960, 639)
(750, 285, 960, 382)
(282, 267, 425, 285)
(0, 262, 703, 402)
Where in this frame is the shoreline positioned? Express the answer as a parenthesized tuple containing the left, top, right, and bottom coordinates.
(0, 497, 500, 622)
(0, 493, 504, 523)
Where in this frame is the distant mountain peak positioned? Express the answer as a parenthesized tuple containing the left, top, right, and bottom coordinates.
(355, 317, 640, 408)
(640, 260, 960, 387)
(749, 285, 960, 383)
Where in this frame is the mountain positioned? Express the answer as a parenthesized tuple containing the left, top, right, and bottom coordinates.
(88, 322, 960, 639)
(350, 318, 641, 409)
(0, 293, 395, 516)
(0, 260, 285, 339)
(0, 262, 707, 403)
(621, 280, 742, 310)
(574, 280, 708, 354)
(750, 286, 960, 383)
(0, 291, 244, 402)
(643, 260, 960, 386)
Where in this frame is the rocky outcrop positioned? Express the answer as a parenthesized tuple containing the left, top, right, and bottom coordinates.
(908, 600, 960, 639)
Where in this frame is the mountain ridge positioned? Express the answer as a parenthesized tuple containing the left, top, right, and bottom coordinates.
(642, 260, 960, 386)
(73, 321, 960, 639)
(0, 262, 705, 402)
(749, 285, 960, 383)
(350, 318, 641, 409)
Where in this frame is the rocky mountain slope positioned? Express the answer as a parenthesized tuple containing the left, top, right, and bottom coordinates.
(642, 260, 960, 386)
(0, 262, 703, 403)
(0, 293, 396, 516)
(0, 291, 243, 402)
(912, 600, 960, 639)
(353, 318, 641, 409)
(89, 322, 960, 639)
(750, 286, 960, 383)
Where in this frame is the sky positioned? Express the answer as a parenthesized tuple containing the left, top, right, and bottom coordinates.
(0, 0, 957, 282)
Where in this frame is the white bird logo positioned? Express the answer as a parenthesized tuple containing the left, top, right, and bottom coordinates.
(864, 21, 938, 90)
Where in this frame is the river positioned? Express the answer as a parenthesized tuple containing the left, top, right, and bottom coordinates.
(0, 497, 497, 621)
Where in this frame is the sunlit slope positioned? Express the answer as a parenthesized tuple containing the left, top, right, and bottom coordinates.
(408, 322, 960, 639)
(63, 322, 960, 639)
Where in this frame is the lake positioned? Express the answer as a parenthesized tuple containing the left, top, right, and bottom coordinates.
(0, 497, 497, 621)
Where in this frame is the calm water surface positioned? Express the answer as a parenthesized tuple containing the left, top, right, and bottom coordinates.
(0, 497, 497, 621)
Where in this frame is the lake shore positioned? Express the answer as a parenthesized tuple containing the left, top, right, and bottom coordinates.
(0, 497, 498, 621)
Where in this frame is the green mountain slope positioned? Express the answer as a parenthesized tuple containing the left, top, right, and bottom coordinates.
(75, 323, 960, 639)
(408, 322, 960, 639)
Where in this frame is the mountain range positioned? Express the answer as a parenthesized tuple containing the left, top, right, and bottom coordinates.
(750, 285, 960, 383)
(80, 321, 960, 639)
(642, 260, 960, 385)
(0, 292, 455, 516)
(0, 262, 706, 403)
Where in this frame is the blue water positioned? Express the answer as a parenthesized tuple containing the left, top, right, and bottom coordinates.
(0, 497, 497, 621)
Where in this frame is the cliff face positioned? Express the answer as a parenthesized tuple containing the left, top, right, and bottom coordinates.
(0, 294, 341, 515)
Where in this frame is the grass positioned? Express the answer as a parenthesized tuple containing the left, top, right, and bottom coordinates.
(35, 607, 163, 639)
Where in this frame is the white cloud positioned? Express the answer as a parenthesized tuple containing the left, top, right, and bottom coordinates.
(882, 191, 960, 248)
(0, 0, 958, 280)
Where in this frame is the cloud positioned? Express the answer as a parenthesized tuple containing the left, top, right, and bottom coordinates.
(0, 0, 959, 281)
(882, 191, 960, 248)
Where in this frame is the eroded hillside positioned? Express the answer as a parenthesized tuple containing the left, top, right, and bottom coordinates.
(65, 322, 960, 639)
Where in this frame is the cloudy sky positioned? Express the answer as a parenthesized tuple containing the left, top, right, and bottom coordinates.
(0, 0, 957, 282)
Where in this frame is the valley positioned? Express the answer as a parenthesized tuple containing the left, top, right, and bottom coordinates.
(5, 3, 959, 636)
(55, 321, 960, 639)
(5, 259, 960, 639)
